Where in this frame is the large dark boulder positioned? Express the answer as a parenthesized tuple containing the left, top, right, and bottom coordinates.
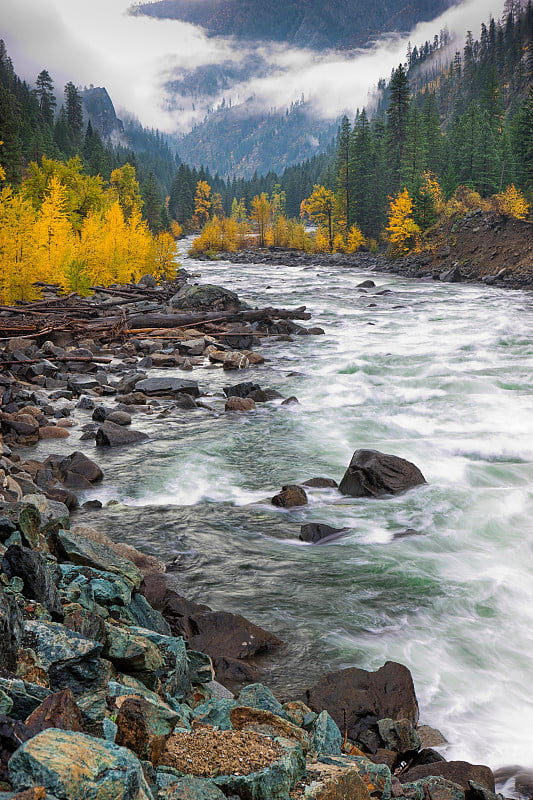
(0, 586, 24, 673)
(224, 382, 261, 398)
(299, 523, 347, 544)
(271, 485, 308, 508)
(400, 761, 495, 793)
(3, 545, 64, 621)
(305, 661, 419, 740)
(134, 377, 200, 398)
(169, 284, 241, 311)
(0, 715, 32, 781)
(339, 449, 426, 497)
(95, 421, 148, 447)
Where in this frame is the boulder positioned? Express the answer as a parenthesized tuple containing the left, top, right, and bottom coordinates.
(299, 524, 347, 544)
(378, 717, 421, 754)
(191, 698, 237, 731)
(0, 678, 51, 721)
(305, 662, 419, 740)
(3, 545, 64, 620)
(302, 756, 370, 800)
(400, 775, 465, 800)
(0, 586, 24, 672)
(46, 452, 103, 485)
(0, 715, 33, 782)
(400, 761, 495, 792)
(271, 485, 308, 508)
(302, 478, 338, 488)
(0, 502, 41, 549)
(310, 710, 342, 756)
(225, 397, 255, 412)
(105, 411, 132, 427)
(169, 284, 241, 311)
(49, 530, 142, 589)
(223, 382, 260, 398)
(95, 422, 148, 447)
(135, 377, 200, 398)
(21, 620, 104, 694)
(38, 427, 69, 440)
(24, 689, 84, 734)
(222, 352, 250, 370)
(338, 450, 426, 497)
(114, 694, 179, 765)
(440, 265, 463, 282)
(236, 684, 286, 717)
(159, 777, 226, 800)
(230, 706, 309, 750)
(8, 728, 153, 800)
(103, 624, 164, 675)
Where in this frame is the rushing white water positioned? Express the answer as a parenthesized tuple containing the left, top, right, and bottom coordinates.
(60, 249, 533, 781)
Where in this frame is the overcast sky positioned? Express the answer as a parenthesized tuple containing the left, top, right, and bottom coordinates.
(2, 0, 505, 132)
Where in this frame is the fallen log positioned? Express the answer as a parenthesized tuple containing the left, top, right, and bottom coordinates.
(1, 356, 112, 365)
(86, 306, 311, 331)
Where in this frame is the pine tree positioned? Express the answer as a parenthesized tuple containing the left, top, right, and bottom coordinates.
(386, 65, 411, 190)
(35, 70, 56, 127)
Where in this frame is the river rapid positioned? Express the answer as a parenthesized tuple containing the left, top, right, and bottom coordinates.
(76, 247, 533, 782)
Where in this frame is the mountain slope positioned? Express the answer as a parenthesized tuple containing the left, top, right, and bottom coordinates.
(132, 0, 456, 48)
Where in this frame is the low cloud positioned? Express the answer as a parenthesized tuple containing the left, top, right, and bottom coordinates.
(2, 0, 504, 132)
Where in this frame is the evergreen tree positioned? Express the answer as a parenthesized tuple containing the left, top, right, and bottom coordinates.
(35, 70, 56, 126)
(386, 65, 410, 190)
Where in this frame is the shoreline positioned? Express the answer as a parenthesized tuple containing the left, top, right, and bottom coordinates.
(0, 272, 515, 800)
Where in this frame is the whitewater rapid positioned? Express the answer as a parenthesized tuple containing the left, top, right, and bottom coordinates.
(52, 249, 533, 780)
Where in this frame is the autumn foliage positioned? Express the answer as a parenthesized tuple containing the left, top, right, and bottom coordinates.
(0, 157, 178, 303)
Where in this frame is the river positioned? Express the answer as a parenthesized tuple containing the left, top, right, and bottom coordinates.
(75, 247, 533, 783)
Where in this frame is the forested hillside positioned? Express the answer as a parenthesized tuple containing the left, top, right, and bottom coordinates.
(133, 0, 455, 48)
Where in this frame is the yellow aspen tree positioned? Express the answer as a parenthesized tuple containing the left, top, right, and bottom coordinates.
(192, 181, 212, 229)
(386, 188, 421, 257)
(251, 193, 272, 248)
(496, 184, 530, 219)
(333, 233, 346, 252)
(78, 208, 108, 287)
(0, 188, 37, 303)
(33, 176, 74, 285)
(151, 231, 179, 280)
(346, 223, 365, 253)
(300, 186, 336, 250)
(109, 163, 142, 220)
(313, 227, 330, 253)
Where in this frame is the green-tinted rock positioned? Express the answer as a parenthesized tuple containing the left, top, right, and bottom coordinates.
(160, 776, 226, 800)
(349, 755, 393, 800)
(128, 628, 190, 701)
(311, 710, 342, 756)
(187, 650, 214, 686)
(303, 757, 370, 800)
(236, 684, 286, 718)
(49, 531, 142, 589)
(191, 699, 237, 730)
(400, 776, 465, 800)
(103, 624, 163, 677)
(8, 728, 153, 800)
(76, 689, 107, 724)
(118, 594, 171, 636)
(378, 718, 421, 753)
(213, 738, 305, 800)
(23, 620, 104, 694)
(0, 689, 13, 715)
(0, 677, 51, 719)
(22, 495, 70, 536)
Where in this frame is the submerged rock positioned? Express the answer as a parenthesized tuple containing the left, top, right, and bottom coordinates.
(271, 485, 308, 508)
(95, 422, 148, 448)
(338, 449, 426, 497)
(134, 377, 200, 398)
(299, 523, 347, 544)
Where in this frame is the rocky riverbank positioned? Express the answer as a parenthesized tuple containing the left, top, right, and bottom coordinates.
(218, 210, 533, 290)
(0, 274, 508, 800)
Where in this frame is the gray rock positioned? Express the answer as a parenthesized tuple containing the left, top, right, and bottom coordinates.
(169, 284, 240, 311)
(134, 378, 200, 398)
(0, 586, 24, 672)
(3, 545, 64, 620)
(95, 422, 148, 447)
(339, 449, 426, 497)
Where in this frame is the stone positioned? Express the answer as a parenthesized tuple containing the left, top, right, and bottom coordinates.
(310, 710, 342, 756)
(418, 725, 448, 748)
(9, 728, 153, 800)
(222, 353, 250, 370)
(440, 265, 463, 282)
(229, 706, 309, 750)
(96, 422, 148, 447)
(124, 594, 171, 637)
(38, 427, 69, 440)
(24, 689, 84, 733)
(134, 378, 199, 398)
(0, 503, 41, 549)
(305, 662, 419, 740)
(302, 478, 338, 488)
(348, 755, 392, 799)
(186, 650, 214, 685)
(48, 530, 142, 589)
(357, 280, 376, 288)
(103, 624, 164, 676)
(105, 411, 132, 426)
(302, 756, 370, 800)
(0, 586, 24, 672)
(159, 776, 226, 800)
(224, 397, 255, 412)
(115, 694, 179, 765)
(400, 776, 465, 800)
(186, 610, 281, 661)
(63, 609, 107, 645)
(21, 496, 70, 537)
(22, 620, 104, 694)
(191, 699, 236, 731)
(236, 684, 286, 717)
(3, 545, 63, 621)
(283, 701, 317, 729)
(299, 524, 347, 544)
(46, 452, 103, 485)
(378, 717, 421, 754)
(169, 284, 240, 312)
(400, 762, 495, 792)
(177, 340, 205, 357)
(0, 678, 51, 721)
(0, 715, 33, 782)
(223, 382, 260, 399)
(271, 485, 308, 508)
(338, 450, 426, 497)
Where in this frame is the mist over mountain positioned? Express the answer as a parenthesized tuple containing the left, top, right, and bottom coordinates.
(133, 0, 457, 48)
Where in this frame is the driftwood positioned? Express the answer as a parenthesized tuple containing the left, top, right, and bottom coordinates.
(1, 356, 112, 365)
(87, 306, 311, 331)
